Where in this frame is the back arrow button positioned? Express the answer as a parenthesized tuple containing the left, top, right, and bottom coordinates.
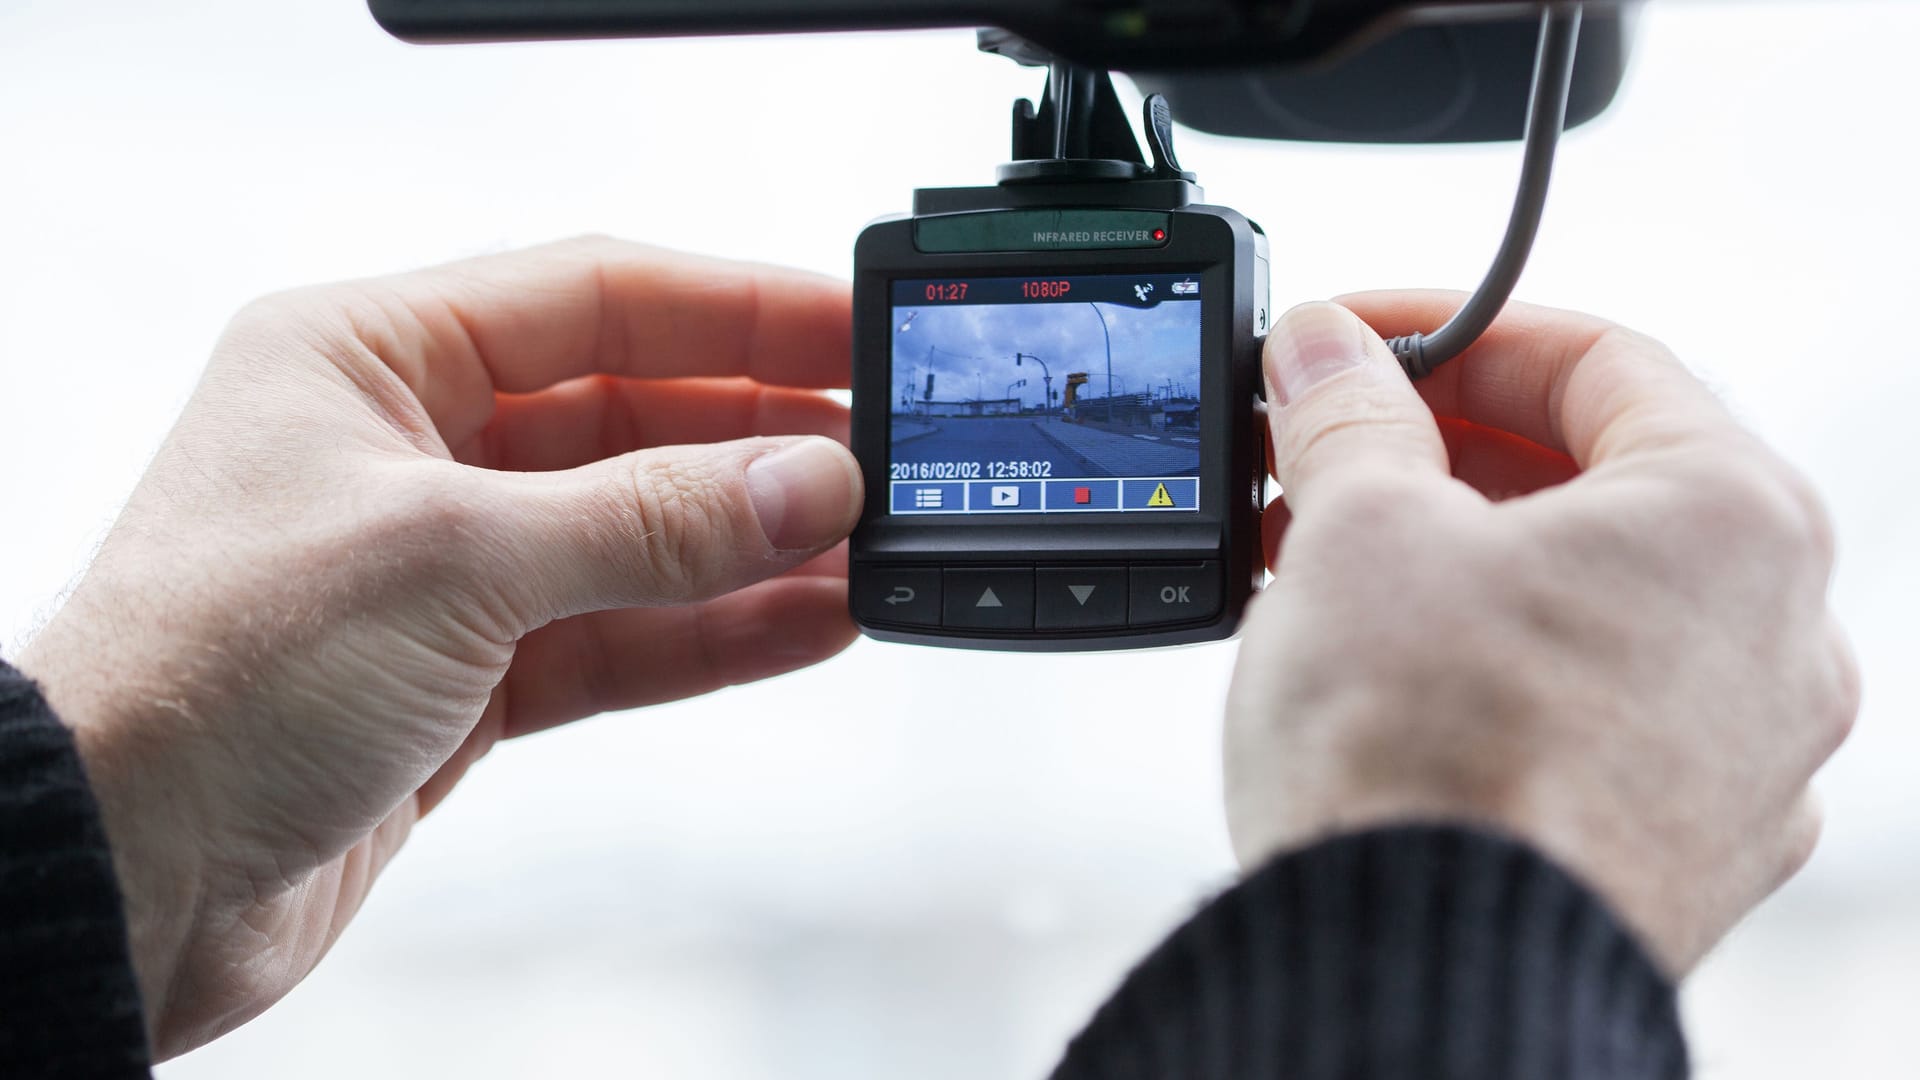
(855, 568, 941, 628)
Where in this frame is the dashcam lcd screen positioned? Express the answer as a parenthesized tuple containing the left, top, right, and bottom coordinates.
(888, 273, 1203, 517)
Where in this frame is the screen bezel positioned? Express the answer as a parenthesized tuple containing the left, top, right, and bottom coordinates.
(851, 212, 1244, 566)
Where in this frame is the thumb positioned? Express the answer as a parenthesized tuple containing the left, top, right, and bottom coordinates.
(1265, 302, 1450, 513)
(473, 435, 863, 629)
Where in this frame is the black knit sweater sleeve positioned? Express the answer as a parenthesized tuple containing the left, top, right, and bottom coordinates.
(0, 659, 152, 1078)
(1053, 825, 1688, 1080)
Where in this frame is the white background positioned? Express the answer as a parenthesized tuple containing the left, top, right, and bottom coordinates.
(2, 1, 1917, 1076)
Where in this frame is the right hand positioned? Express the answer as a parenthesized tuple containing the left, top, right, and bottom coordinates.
(1225, 295, 1858, 976)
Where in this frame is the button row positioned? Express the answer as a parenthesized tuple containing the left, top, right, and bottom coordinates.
(888, 478, 1200, 514)
(855, 563, 1223, 633)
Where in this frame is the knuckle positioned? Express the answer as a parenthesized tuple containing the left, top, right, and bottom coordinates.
(1714, 446, 1835, 556)
(1824, 625, 1864, 752)
(383, 470, 489, 570)
(1781, 468, 1839, 566)
(219, 285, 392, 378)
(229, 285, 353, 336)
(1781, 798, 1825, 884)
(226, 290, 299, 334)
(1591, 323, 1676, 368)
(555, 231, 623, 254)
(611, 455, 732, 601)
(219, 290, 325, 355)
(541, 233, 653, 277)
(1695, 451, 1835, 564)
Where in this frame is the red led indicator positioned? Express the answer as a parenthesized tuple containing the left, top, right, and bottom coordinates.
(1152, 228, 1167, 242)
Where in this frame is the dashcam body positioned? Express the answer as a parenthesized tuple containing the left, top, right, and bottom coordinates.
(849, 174, 1269, 652)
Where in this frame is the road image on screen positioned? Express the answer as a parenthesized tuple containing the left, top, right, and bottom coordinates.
(888, 274, 1202, 517)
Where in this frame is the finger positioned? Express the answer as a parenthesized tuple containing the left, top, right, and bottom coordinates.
(1257, 427, 1560, 564)
(469, 434, 863, 631)
(317, 235, 850, 447)
(1264, 301, 1451, 514)
(1261, 497, 1293, 570)
(791, 540, 850, 580)
(458, 376, 850, 472)
(1436, 417, 1580, 501)
(1267, 415, 1580, 501)
(499, 572, 857, 740)
(1335, 290, 1747, 469)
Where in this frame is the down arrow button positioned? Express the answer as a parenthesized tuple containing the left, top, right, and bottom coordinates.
(1037, 567, 1128, 631)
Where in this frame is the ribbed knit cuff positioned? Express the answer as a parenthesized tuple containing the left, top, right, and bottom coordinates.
(0, 658, 151, 1078)
(1053, 825, 1687, 1080)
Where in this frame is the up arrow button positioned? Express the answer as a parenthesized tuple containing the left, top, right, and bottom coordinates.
(942, 569, 1034, 631)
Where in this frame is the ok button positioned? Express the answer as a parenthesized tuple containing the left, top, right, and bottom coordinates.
(1128, 563, 1224, 628)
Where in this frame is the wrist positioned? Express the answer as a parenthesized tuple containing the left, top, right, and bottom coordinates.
(1227, 771, 1692, 978)
(18, 640, 212, 1054)
(1226, 674, 1712, 978)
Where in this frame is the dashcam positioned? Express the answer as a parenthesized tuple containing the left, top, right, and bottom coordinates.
(848, 106, 1270, 651)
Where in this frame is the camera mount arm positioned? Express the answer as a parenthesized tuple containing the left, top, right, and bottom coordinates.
(981, 37, 1199, 188)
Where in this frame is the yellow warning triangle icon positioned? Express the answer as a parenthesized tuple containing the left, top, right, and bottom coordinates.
(1147, 483, 1175, 508)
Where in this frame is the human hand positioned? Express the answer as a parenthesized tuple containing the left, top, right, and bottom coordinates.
(17, 237, 864, 1057)
(1225, 295, 1857, 976)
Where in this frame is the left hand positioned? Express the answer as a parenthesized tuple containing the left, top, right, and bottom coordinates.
(18, 237, 864, 1059)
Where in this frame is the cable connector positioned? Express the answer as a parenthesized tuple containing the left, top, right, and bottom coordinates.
(1385, 334, 1434, 381)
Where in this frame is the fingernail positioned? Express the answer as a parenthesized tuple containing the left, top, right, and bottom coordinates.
(747, 438, 861, 551)
(1266, 302, 1372, 407)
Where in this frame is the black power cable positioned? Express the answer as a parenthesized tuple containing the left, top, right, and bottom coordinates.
(1386, 4, 1585, 380)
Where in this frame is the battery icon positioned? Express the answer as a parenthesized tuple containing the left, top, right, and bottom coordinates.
(1172, 279, 1199, 296)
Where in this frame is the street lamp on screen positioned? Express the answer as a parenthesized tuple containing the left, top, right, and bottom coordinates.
(1087, 303, 1114, 423)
